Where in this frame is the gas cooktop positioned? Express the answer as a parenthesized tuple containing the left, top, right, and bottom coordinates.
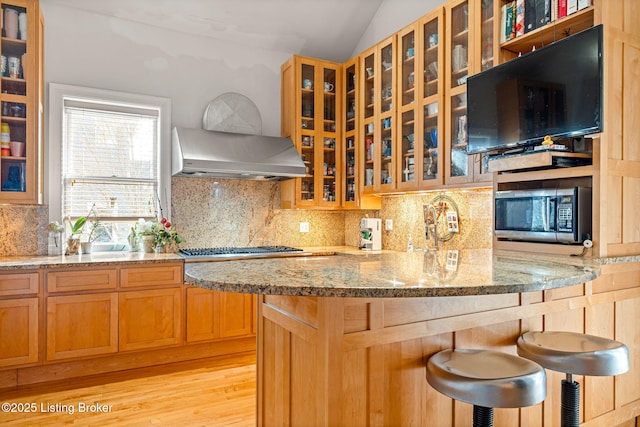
(179, 245, 311, 261)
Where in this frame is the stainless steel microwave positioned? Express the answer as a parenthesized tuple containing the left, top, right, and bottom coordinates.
(494, 187, 592, 244)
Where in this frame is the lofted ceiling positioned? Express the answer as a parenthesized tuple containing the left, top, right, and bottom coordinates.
(42, 0, 386, 62)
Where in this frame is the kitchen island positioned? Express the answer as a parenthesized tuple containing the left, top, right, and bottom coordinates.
(185, 248, 640, 427)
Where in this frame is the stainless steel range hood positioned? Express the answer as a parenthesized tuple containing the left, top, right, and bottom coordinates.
(171, 126, 305, 181)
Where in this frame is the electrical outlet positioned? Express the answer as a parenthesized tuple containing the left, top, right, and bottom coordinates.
(300, 222, 310, 233)
(385, 219, 393, 231)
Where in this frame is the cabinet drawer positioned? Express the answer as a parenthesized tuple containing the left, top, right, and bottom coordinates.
(0, 272, 38, 296)
(47, 269, 117, 293)
(120, 264, 183, 289)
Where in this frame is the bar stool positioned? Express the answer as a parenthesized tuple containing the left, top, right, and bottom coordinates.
(426, 349, 547, 427)
(517, 331, 629, 427)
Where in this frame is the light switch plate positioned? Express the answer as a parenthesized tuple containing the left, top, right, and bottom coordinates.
(300, 222, 310, 233)
(385, 219, 393, 231)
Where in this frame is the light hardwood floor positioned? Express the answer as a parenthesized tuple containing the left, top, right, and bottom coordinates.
(0, 352, 256, 426)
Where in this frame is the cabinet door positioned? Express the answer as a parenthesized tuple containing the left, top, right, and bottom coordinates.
(219, 291, 254, 338)
(318, 63, 340, 207)
(186, 288, 255, 342)
(47, 293, 118, 360)
(445, 0, 474, 184)
(0, 0, 43, 203)
(342, 58, 359, 208)
(377, 37, 396, 192)
(360, 46, 376, 194)
(0, 297, 38, 367)
(420, 10, 445, 188)
(397, 24, 418, 190)
(119, 288, 182, 351)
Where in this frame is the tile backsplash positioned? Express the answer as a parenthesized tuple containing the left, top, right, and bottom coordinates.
(1, 178, 492, 256)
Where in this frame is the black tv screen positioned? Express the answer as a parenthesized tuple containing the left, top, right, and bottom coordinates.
(466, 24, 603, 154)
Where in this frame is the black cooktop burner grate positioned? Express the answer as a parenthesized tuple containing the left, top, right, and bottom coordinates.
(179, 245, 305, 257)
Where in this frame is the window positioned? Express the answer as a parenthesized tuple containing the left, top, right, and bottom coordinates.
(48, 84, 171, 250)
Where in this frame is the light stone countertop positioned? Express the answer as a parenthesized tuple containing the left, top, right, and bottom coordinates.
(0, 252, 183, 270)
(184, 247, 606, 298)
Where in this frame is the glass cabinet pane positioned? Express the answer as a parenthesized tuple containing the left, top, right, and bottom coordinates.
(450, 92, 468, 177)
(322, 136, 336, 202)
(423, 19, 439, 99)
(1, 3, 29, 194)
(450, 2, 469, 89)
(345, 135, 356, 202)
(363, 121, 374, 188)
(400, 31, 415, 107)
(300, 135, 314, 201)
(345, 65, 356, 133)
(322, 68, 336, 132)
(380, 116, 392, 186)
(423, 102, 439, 181)
(400, 110, 415, 184)
(363, 53, 375, 120)
(480, 0, 494, 71)
(301, 64, 315, 131)
(380, 43, 393, 114)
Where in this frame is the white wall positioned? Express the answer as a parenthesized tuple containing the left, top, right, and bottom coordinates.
(351, 0, 446, 57)
(40, 1, 291, 136)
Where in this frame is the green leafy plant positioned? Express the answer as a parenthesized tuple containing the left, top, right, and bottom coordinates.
(140, 217, 185, 251)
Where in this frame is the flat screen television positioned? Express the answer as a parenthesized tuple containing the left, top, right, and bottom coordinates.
(466, 24, 603, 154)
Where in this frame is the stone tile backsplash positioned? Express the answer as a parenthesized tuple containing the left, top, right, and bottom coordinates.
(2, 177, 492, 256)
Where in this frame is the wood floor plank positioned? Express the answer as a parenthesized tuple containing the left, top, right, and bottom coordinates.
(0, 352, 257, 426)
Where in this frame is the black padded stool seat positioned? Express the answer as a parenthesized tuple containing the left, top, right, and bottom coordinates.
(517, 331, 629, 427)
(427, 349, 546, 427)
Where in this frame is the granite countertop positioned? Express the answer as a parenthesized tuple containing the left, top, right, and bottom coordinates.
(184, 248, 603, 298)
(0, 252, 184, 270)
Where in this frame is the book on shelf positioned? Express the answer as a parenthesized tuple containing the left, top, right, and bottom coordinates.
(578, 0, 591, 10)
(567, 0, 578, 14)
(525, 0, 537, 33)
(536, 0, 551, 29)
(558, 0, 568, 18)
(515, 0, 525, 37)
(503, 1, 516, 42)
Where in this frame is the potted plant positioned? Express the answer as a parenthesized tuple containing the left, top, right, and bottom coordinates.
(80, 219, 101, 254)
(65, 216, 87, 255)
(139, 217, 185, 253)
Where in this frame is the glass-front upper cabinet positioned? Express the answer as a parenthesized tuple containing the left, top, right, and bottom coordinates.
(0, 0, 43, 204)
(445, 0, 473, 184)
(342, 58, 358, 208)
(360, 46, 376, 194)
(280, 56, 341, 209)
(377, 36, 395, 192)
(397, 24, 417, 189)
(420, 9, 444, 187)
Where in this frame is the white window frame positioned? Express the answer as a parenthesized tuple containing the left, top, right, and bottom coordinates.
(47, 83, 172, 244)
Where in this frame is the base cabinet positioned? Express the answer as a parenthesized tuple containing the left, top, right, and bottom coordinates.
(0, 298, 38, 367)
(186, 287, 255, 342)
(119, 288, 182, 352)
(0, 261, 256, 388)
(46, 293, 118, 360)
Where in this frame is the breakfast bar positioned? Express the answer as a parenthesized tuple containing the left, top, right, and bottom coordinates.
(185, 248, 640, 427)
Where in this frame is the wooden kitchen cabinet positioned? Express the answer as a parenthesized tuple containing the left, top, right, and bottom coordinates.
(359, 35, 397, 194)
(119, 287, 182, 352)
(46, 293, 118, 360)
(0, 0, 43, 204)
(396, 9, 445, 191)
(186, 287, 255, 342)
(444, 0, 495, 185)
(0, 271, 39, 367)
(281, 55, 342, 209)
